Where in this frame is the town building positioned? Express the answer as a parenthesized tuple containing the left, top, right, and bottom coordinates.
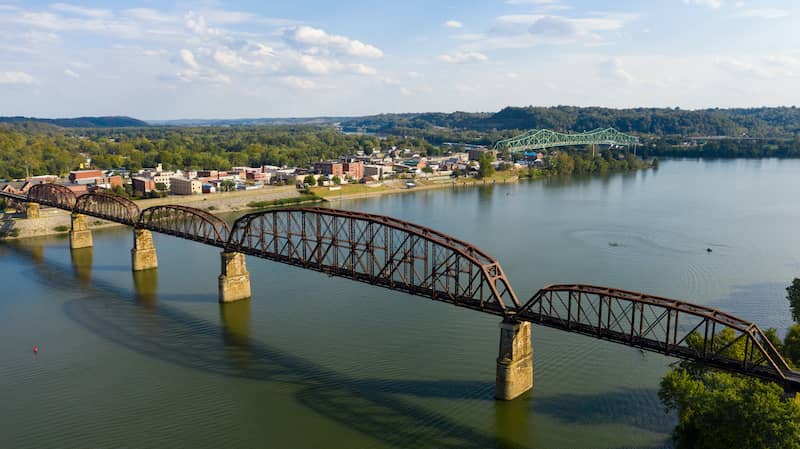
(342, 161, 363, 180)
(69, 170, 104, 184)
(132, 177, 156, 195)
(468, 148, 498, 161)
(314, 162, 344, 177)
(169, 176, 202, 195)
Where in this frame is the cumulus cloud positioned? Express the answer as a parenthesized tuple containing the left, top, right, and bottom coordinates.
(0, 71, 35, 84)
(437, 51, 488, 64)
(350, 63, 377, 75)
(683, 0, 724, 9)
(64, 68, 79, 78)
(598, 58, 634, 83)
(285, 25, 383, 58)
(282, 76, 315, 89)
(715, 56, 772, 79)
(50, 3, 111, 18)
(734, 8, 789, 19)
(180, 49, 199, 69)
(444, 20, 463, 28)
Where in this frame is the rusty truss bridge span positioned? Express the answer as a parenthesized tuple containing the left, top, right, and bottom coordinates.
(2, 187, 799, 393)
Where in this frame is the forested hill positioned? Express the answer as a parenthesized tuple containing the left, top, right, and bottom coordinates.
(340, 106, 800, 138)
(0, 116, 148, 128)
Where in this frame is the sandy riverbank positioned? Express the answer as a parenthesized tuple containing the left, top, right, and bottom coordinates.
(0, 185, 302, 240)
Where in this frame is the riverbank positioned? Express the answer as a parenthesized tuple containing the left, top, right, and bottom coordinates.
(0, 185, 305, 240)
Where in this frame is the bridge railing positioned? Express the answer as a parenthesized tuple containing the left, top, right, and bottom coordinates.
(494, 128, 639, 152)
(517, 284, 792, 382)
(226, 207, 519, 315)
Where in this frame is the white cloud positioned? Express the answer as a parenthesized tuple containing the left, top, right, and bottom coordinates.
(282, 76, 315, 89)
(734, 8, 789, 19)
(175, 70, 231, 84)
(285, 26, 383, 58)
(0, 71, 35, 84)
(598, 58, 634, 83)
(683, 0, 724, 9)
(50, 3, 111, 18)
(715, 56, 771, 79)
(185, 11, 221, 36)
(64, 68, 79, 78)
(124, 8, 174, 23)
(180, 49, 199, 69)
(350, 63, 377, 75)
(438, 51, 488, 64)
(445, 20, 463, 28)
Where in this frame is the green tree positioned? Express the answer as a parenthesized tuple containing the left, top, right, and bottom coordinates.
(787, 278, 800, 323)
(154, 182, 167, 192)
(784, 324, 800, 367)
(332, 175, 341, 185)
(478, 152, 495, 179)
(659, 369, 800, 449)
(303, 174, 317, 187)
(219, 180, 236, 192)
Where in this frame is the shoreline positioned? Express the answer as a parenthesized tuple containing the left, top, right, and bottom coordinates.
(0, 175, 520, 241)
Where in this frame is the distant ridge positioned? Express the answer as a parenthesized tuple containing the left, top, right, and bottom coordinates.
(0, 116, 148, 128)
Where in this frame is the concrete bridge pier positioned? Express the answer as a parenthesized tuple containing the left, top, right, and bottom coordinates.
(131, 229, 158, 271)
(24, 202, 40, 219)
(495, 318, 533, 401)
(69, 213, 93, 249)
(219, 251, 251, 303)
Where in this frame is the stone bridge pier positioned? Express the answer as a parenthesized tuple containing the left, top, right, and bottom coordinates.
(131, 229, 158, 271)
(24, 202, 40, 219)
(495, 318, 533, 400)
(69, 213, 93, 249)
(218, 251, 251, 303)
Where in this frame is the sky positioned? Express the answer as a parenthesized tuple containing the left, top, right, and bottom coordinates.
(0, 0, 798, 119)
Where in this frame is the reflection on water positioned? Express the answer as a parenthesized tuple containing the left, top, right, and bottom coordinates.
(133, 269, 158, 308)
(3, 159, 800, 449)
(70, 247, 93, 285)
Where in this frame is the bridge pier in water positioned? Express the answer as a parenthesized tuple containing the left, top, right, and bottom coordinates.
(131, 229, 158, 271)
(69, 213, 93, 249)
(495, 319, 533, 401)
(218, 251, 251, 303)
(24, 202, 40, 219)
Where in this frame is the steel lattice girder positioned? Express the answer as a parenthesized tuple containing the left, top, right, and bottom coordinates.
(517, 284, 797, 385)
(26, 183, 77, 209)
(493, 128, 639, 152)
(74, 192, 140, 225)
(225, 207, 519, 315)
(138, 205, 230, 246)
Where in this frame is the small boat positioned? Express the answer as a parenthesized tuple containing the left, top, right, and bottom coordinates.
(405, 182, 416, 189)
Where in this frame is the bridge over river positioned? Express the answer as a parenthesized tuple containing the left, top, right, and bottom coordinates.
(2, 185, 798, 399)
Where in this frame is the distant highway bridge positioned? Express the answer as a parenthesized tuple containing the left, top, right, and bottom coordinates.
(1, 185, 798, 399)
(493, 127, 639, 152)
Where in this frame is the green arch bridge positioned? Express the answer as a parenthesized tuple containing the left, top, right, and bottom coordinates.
(493, 127, 639, 152)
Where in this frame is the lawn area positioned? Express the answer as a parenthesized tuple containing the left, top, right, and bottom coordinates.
(311, 184, 390, 198)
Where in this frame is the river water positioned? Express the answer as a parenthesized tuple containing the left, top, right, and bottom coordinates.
(1, 159, 798, 449)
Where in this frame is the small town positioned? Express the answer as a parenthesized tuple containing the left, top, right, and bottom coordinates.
(0, 145, 542, 200)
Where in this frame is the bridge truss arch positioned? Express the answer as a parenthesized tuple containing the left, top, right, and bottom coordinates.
(517, 284, 794, 384)
(225, 207, 519, 315)
(27, 183, 77, 209)
(138, 205, 230, 246)
(493, 128, 639, 152)
(74, 192, 140, 225)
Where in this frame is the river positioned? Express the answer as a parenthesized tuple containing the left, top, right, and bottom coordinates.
(1, 158, 798, 449)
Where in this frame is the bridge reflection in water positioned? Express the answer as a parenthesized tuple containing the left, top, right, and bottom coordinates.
(1, 185, 798, 397)
(8, 243, 534, 449)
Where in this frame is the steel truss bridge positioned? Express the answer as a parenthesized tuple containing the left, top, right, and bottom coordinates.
(1, 186, 798, 391)
(493, 127, 639, 152)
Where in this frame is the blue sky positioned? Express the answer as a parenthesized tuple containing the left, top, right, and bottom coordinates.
(0, 0, 798, 119)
